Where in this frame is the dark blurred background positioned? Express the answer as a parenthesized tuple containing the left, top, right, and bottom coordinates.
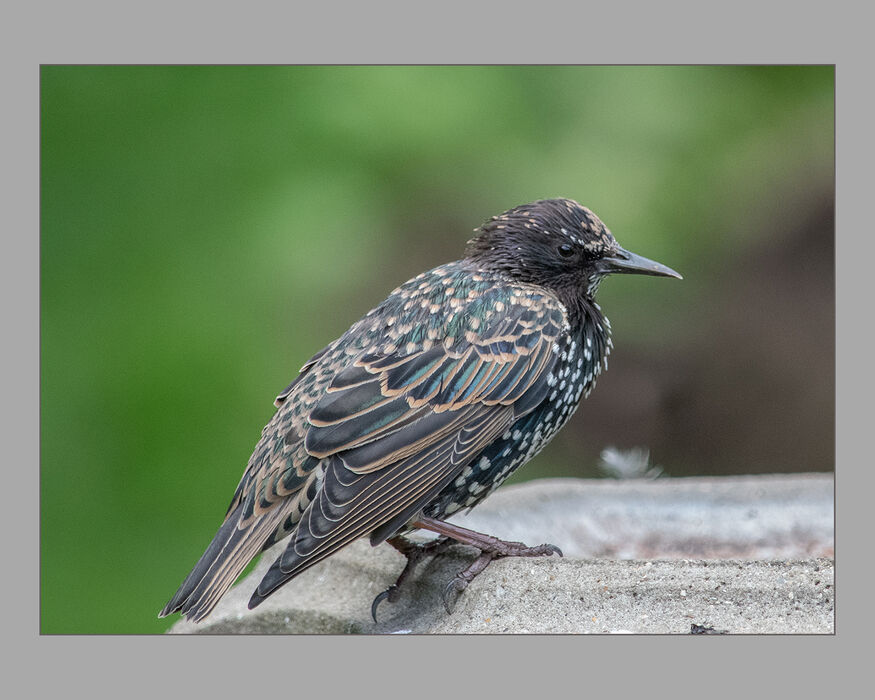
(40, 66, 834, 633)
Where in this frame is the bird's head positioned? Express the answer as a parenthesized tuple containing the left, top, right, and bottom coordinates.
(465, 198, 681, 299)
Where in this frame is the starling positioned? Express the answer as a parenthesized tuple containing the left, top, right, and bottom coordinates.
(160, 197, 681, 624)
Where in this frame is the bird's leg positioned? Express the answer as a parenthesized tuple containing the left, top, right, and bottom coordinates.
(411, 517, 563, 613)
(371, 534, 453, 622)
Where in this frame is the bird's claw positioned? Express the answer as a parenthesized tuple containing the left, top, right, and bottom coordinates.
(370, 584, 400, 622)
(543, 543, 563, 557)
(442, 576, 468, 614)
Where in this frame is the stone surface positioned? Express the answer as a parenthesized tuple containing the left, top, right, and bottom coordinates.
(455, 473, 834, 560)
(167, 474, 834, 634)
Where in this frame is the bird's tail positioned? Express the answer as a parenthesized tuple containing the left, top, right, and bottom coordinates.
(159, 504, 287, 623)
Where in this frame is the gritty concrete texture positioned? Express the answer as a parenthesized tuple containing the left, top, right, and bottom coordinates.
(454, 473, 834, 559)
(167, 474, 834, 634)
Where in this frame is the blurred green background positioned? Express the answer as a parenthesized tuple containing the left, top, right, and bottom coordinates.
(40, 66, 834, 633)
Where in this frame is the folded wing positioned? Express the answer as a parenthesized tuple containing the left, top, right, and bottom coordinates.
(251, 292, 566, 605)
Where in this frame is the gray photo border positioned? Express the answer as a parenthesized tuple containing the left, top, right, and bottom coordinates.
(12, 0, 861, 695)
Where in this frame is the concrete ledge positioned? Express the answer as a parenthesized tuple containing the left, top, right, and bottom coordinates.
(454, 473, 834, 560)
(167, 474, 834, 634)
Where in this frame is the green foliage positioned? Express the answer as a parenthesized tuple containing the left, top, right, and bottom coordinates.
(40, 66, 833, 633)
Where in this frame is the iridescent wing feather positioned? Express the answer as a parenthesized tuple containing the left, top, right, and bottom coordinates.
(251, 287, 567, 605)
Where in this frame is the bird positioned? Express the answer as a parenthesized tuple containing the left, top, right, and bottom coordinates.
(159, 197, 681, 624)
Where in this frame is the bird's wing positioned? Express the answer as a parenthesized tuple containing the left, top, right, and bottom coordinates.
(250, 290, 568, 604)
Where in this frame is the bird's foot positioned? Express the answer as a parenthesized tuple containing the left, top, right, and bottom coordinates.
(371, 535, 453, 622)
(412, 517, 563, 613)
(442, 551, 496, 613)
(487, 540, 563, 558)
(440, 543, 562, 613)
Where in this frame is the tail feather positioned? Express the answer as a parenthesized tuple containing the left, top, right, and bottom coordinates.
(159, 504, 287, 623)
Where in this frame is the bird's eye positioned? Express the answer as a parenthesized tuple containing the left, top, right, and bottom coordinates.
(558, 243, 575, 258)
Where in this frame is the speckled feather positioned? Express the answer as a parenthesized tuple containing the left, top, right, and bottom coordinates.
(161, 198, 629, 622)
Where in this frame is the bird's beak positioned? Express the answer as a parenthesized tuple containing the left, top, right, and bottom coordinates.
(599, 247, 682, 279)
